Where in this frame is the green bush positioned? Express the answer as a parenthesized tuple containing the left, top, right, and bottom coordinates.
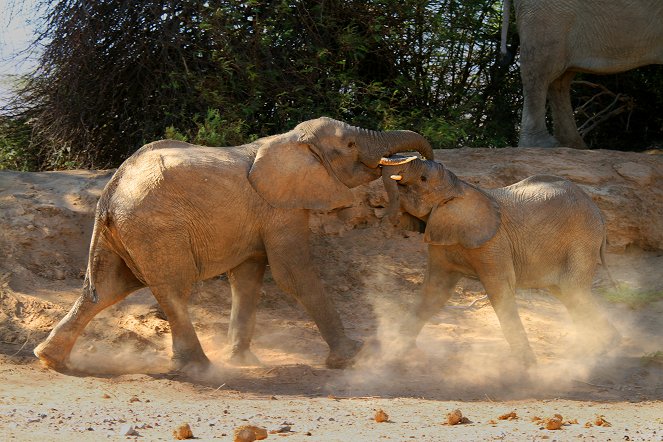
(0, 118, 33, 171)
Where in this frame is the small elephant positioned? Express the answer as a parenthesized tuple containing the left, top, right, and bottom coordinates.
(380, 156, 619, 366)
(34, 117, 433, 373)
(502, 0, 663, 148)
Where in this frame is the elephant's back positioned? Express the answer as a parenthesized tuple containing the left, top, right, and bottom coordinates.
(491, 174, 605, 236)
(102, 141, 256, 211)
(499, 175, 595, 209)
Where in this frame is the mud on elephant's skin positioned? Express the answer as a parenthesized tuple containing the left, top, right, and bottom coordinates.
(502, 0, 663, 148)
(34, 117, 433, 373)
(380, 156, 620, 366)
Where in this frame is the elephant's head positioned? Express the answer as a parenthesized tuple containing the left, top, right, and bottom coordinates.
(248, 117, 433, 211)
(380, 157, 501, 248)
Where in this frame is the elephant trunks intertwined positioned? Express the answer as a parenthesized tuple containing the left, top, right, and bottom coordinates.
(34, 117, 433, 373)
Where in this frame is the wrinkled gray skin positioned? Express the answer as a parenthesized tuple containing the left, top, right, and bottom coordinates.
(34, 117, 433, 373)
(502, 0, 663, 148)
(381, 158, 619, 366)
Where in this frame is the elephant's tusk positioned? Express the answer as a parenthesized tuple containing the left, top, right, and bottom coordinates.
(390, 174, 403, 181)
(379, 155, 418, 166)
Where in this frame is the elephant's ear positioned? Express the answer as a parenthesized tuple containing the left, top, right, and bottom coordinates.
(248, 134, 354, 210)
(424, 186, 501, 248)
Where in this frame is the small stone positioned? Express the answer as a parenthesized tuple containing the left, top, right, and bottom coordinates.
(129, 396, 140, 403)
(545, 417, 563, 430)
(375, 409, 389, 423)
(446, 409, 463, 426)
(173, 423, 194, 440)
(234, 425, 267, 442)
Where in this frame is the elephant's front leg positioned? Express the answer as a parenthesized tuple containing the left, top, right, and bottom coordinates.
(264, 222, 362, 369)
(400, 247, 461, 345)
(227, 255, 267, 366)
(481, 272, 537, 367)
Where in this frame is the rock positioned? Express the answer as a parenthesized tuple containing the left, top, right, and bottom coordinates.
(374, 409, 389, 423)
(545, 417, 563, 430)
(172, 423, 194, 440)
(614, 162, 653, 185)
(446, 409, 463, 425)
(498, 411, 518, 420)
(234, 425, 267, 442)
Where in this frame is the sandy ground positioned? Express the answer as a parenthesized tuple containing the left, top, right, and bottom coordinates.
(1, 166, 662, 441)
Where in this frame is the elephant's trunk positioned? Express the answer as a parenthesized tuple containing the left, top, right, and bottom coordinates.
(381, 166, 401, 227)
(355, 128, 433, 168)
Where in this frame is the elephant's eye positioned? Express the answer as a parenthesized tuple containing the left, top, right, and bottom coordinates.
(420, 175, 427, 182)
(347, 141, 356, 149)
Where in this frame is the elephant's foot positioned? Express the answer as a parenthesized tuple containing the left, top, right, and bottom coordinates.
(33, 340, 70, 373)
(513, 347, 537, 368)
(228, 347, 263, 367)
(170, 352, 212, 375)
(575, 324, 621, 358)
(325, 338, 363, 369)
(519, 132, 559, 148)
(557, 135, 587, 149)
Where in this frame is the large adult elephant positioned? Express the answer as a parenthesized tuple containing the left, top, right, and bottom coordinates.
(34, 117, 433, 373)
(502, 0, 663, 148)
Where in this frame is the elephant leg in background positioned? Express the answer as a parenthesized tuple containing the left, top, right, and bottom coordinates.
(400, 247, 461, 344)
(549, 71, 586, 149)
(151, 282, 210, 372)
(480, 268, 537, 367)
(34, 247, 143, 372)
(550, 285, 621, 356)
(264, 218, 361, 369)
(519, 71, 559, 148)
(227, 255, 267, 366)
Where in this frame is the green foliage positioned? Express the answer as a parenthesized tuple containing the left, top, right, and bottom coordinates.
(2, 0, 521, 169)
(2, 0, 661, 170)
(0, 117, 33, 171)
(600, 283, 663, 309)
(165, 109, 252, 147)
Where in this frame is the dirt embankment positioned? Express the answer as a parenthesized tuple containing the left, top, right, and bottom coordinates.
(0, 148, 662, 440)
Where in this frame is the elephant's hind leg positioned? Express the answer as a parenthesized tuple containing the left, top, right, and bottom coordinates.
(549, 71, 587, 149)
(34, 247, 143, 372)
(551, 284, 620, 356)
(151, 283, 210, 372)
(227, 255, 267, 366)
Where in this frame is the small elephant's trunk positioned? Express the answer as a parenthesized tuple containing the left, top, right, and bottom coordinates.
(381, 166, 401, 227)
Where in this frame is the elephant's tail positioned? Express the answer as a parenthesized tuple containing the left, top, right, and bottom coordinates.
(600, 234, 618, 289)
(83, 211, 106, 304)
(500, 0, 511, 56)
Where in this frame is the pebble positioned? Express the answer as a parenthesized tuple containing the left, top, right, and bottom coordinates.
(173, 423, 194, 440)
